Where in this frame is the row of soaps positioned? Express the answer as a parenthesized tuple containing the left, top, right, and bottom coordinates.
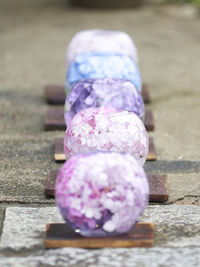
(55, 30, 149, 237)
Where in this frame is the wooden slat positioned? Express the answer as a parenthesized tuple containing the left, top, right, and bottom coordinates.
(44, 84, 151, 105)
(71, 0, 144, 8)
(45, 171, 168, 202)
(142, 84, 151, 104)
(45, 107, 154, 131)
(44, 222, 154, 249)
(54, 137, 157, 162)
(45, 85, 66, 105)
(44, 107, 66, 131)
(148, 174, 168, 202)
(148, 137, 157, 161)
(54, 138, 65, 161)
(144, 110, 154, 131)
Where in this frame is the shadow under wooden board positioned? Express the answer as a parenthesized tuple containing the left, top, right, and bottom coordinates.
(45, 84, 151, 105)
(53, 137, 157, 162)
(45, 170, 168, 202)
(44, 222, 154, 249)
(44, 107, 155, 131)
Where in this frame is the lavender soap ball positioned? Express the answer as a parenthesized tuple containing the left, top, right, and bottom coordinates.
(56, 151, 149, 237)
(66, 29, 138, 67)
(64, 106, 149, 166)
(66, 52, 142, 92)
(64, 78, 145, 125)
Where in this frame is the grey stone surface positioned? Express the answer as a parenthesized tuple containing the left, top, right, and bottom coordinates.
(0, 247, 200, 267)
(167, 173, 200, 204)
(0, 135, 62, 203)
(1, 205, 200, 251)
(0, 207, 63, 251)
(145, 160, 200, 173)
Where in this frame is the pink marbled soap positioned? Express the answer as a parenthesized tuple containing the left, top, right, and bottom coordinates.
(56, 151, 149, 237)
(64, 106, 149, 166)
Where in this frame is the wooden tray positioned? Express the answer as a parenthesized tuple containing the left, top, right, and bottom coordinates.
(44, 222, 154, 248)
(53, 137, 157, 162)
(45, 84, 151, 105)
(44, 107, 154, 131)
(45, 170, 168, 202)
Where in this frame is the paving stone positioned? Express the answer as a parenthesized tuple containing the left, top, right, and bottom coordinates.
(0, 135, 63, 203)
(167, 173, 200, 204)
(144, 160, 200, 173)
(151, 96, 200, 162)
(0, 247, 200, 267)
(1, 205, 200, 251)
(0, 207, 63, 251)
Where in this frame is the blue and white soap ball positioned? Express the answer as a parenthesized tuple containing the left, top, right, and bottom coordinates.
(66, 51, 142, 91)
(66, 29, 138, 67)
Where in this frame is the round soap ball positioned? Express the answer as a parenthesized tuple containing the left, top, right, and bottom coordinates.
(66, 52, 142, 92)
(64, 78, 145, 126)
(56, 151, 149, 237)
(64, 106, 149, 166)
(66, 29, 138, 67)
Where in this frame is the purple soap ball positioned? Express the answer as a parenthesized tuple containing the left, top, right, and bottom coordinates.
(66, 29, 138, 68)
(55, 151, 149, 237)
(64, 78, 145, 126)
(64, 106, 149, 166)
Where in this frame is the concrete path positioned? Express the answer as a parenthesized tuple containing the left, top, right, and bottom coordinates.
(0, 0, 200, 265)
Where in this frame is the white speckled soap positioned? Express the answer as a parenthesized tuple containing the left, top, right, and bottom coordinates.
(64, 106, 149, 166)
(66, 29, 138, 67)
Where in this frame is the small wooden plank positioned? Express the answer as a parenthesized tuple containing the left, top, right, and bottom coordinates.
(148, 137, 157, 161)
(54, 137, 157, 162)
(44, 222, 154, 249)
(54, 138, 65, 161)
(144, 110, 154, 131)
(45, 107, 154, 132)
(142, 84, 151, 104)
(54, 138, 66, 162)
(45, 85, 66, 105)
(71, 0, 144, 9)
(148, 174, 168, 202)
(44, 84, 151, 105)
(45, 171, 168, 202)
(45, 170, 58, 197)
(44, 107, 66, 131)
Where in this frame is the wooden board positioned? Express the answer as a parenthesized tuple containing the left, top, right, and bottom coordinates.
(144, 109, 154, 131)
(142, 84, 151, 104)
(45, 170, 168, 202)
(45, 107, 154, 131)
(148, 137, 157, 161)
(45, 84, 151, 105)
(45, 85, 66, 105)
(54, 137, 157, 162)
(44, 222, 154, 249)
(71, 0, 144, 9)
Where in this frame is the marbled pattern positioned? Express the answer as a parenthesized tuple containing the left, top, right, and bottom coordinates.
(64, 106, 149, 166)
(56, 151, 149, 237)
(66, 29, 138, 67)
(66, 52, 142, 91)
(64, 78, 145, 125)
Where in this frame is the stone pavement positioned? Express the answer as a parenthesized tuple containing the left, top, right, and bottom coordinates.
(0, 0, 200, 265)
